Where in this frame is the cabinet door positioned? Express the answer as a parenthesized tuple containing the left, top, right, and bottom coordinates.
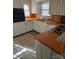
(13, 21, 26, 36)
(36, 40, 52, 59)
(40, 22, 48, 33)
(33, 21, 48, 33)
(41, 44, 52, 59)
(25, 21, 33, 31)
(33, 21, 40, 32)
(35, 40, 42, 59)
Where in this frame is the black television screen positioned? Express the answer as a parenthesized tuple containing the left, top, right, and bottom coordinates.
(13, 8, 25, 23)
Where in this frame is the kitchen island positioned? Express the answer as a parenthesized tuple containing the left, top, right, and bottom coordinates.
(33, 31, 64, 59)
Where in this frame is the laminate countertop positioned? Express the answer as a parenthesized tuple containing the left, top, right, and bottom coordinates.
(33, 31, 65, 56)
(25, 18, 64, 27)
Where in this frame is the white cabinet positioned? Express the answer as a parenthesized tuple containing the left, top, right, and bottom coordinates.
(13, 21, 26, 36)
(41, 43, 52, 59)
(35, 40, 42, 59)
(13, 20, 57, 36)
(33, 20, 56, 33)
(13, 20, 33, 37)
(40, 22, 48, 33)
(49, 0, 65, 15)
(36, 40, 52, 59)
(25, 20, 33, 32)
(35, 40, 64, 59)
(33, 21, 48, 33)
(35, 40, 52, 59)
(33, 20, 40, 33)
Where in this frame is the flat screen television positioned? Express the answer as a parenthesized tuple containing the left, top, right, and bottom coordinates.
(13, 8, 25, 23)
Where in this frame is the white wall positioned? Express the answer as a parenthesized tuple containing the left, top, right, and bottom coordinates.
(13, 0, 30, 8)
(31, 0, 48, 13)
(32, 0, 48, 3)
(13, 0, 17, 8)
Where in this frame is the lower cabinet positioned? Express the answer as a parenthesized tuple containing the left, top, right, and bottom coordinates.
(25, 20, 57, 33)
(33, 20, 41, 33)
(40, 22, 48, 33)
(25, 20, 33, 32)
(35, 40, 42, 59)
(35, 40, 64, 59)
(33, 20, 56, 33)
(13, 21, 26, 36)
(35, 40, 52, 59)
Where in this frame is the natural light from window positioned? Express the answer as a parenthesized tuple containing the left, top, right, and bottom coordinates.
(42, 2, 50, 16)
(24, 4, 30, 16)
(13, 44, 36, 58)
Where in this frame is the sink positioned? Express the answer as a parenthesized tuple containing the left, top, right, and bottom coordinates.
(49, 27, 65, 35)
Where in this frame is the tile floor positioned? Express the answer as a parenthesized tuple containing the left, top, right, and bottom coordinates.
(13, 31, 39, 59)
(13, 31, 64, 59)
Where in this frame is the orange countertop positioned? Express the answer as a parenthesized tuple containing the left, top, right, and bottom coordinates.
(33, 31, 65, 56)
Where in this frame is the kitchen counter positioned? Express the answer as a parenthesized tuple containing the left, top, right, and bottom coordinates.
(25, 18, 64, 27)
(33, 31, 65, 56)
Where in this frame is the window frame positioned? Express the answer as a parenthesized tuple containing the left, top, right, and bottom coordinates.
(23, 4, 30, 16)
(41, 2, 50, 16)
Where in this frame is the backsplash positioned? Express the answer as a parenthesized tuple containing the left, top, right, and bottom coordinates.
(51, 15, 65, 24)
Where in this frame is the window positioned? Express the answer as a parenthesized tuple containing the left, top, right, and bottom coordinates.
(24, 4, 29, 16)
(42, 2, 50, 16)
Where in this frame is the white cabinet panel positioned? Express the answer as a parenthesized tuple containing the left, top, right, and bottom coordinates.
(35, 40, 42, 59)
(13, 21, 26, 36)
(35, 40, 52, 59)
(35, 39, 64, 59)
(39, 22, 48, 33)
(33, 21, 48, 33)
(25, 21, 33, 31)
(41, 44, 52, 59)
(33, 20, 40, 32)
(33, 20, 56, 33)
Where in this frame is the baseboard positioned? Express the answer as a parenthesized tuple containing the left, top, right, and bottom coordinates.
(31, 30, 40, 34)
(13, 30, 33, 38)
(13, 30, 40, 38)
